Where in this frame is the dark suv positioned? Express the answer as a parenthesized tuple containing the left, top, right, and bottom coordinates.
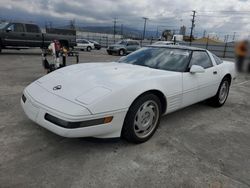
(107, 40, 140, 56)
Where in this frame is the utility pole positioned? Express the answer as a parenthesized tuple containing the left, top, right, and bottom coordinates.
(232, 32, 236, 41)
(142, 17, 149, 41)
(189, 10, 196, 46)
(113, 18, 117, 43)
(203, 30, 206, 38)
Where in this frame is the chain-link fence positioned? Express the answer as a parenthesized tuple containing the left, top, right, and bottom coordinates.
(77, 34, 236, 59)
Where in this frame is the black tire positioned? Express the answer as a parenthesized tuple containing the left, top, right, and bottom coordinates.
(119, 49, 125, 56)
(87, 46, 91, 52)
(122, 94, 162, 143)
(107, 51, 112, 55)
(208, 77, 231, 107)
(0, 41, 2, 53)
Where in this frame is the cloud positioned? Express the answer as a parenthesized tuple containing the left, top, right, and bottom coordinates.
(0, 0, 249, 39)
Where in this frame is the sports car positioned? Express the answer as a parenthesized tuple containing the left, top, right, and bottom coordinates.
(21, 45, 236, 143)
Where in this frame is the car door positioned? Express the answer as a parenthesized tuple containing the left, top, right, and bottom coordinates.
(24, 24, 43, 47)
(188, 51, 220, 102)
(126, 41, 136, 52)
(182, 71, 199, 108)
(3, 23, 26, 47)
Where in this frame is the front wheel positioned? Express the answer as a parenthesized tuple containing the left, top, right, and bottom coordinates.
(208, 77, 230, 107)
(87, 46, 91, 52)
(122, 94, 162, 143)
(119, 49, 125, 56)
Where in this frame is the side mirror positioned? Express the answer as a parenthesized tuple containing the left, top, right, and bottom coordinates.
(6, 27, 12, 32)
(190, 65, 205, 74)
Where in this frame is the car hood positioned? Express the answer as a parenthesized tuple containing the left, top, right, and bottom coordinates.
(35, 62, 177, 107)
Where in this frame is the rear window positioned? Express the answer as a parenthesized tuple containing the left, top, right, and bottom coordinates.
(25, 24, 40, 33)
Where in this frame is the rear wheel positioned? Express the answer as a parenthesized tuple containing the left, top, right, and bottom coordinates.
(208, 77, 230, 107)
(122, 94, 162, 143)
(107, 51, 112, 55)
(0, 41, 2, 53)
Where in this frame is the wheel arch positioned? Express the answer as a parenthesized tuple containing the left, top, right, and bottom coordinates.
(223, 73, 232, 85)
(130, 89, 167, 115)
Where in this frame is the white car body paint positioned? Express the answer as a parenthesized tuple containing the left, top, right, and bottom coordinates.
(21, 49, 236, 138)
(75, 39, 94, 51)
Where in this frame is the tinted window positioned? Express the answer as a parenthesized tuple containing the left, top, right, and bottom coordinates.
(127, 41, 133, 46)
(82, 40, 88, 44)
(117, 40, 126, 45)
(0, 22, 9, 29)
(8, 23, 25, 32)
(133, 41, 139, 46)
(212, 54, 223, 65)
(190, 51, 213, 69)
(26, 24, 40, 33)
(118, 47, 191, 72)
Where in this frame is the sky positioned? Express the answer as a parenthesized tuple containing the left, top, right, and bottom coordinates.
(0, 0, 250, 40)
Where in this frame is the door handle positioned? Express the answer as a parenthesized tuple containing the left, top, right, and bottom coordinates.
(213, 71, 217, 75)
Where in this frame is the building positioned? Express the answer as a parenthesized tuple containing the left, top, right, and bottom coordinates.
(179, 26, 186, 36)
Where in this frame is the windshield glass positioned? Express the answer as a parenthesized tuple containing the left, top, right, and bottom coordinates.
(116, 40, 127, 45)
(118, 47, 191, 72)
(0, 22, 9, 29)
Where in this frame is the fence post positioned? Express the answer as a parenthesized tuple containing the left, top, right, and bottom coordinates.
(206, 35, 209, 49)
(223, 35, 229, 58)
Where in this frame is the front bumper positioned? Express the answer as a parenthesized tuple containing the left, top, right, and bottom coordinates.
(21, 88, 127, 138)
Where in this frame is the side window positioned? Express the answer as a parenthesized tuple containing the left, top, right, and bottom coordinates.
(190, 51, 213, 69)
(212, 54, 223, 65)
(133, 41, 139, 46)
(127, 41, 133, 46)
(26, 24, 40, 33)
(8, 23, 25, 32)
(82, 40, 88, 44)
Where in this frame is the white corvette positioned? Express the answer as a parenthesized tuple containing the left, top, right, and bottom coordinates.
(21, 45, 236, 143)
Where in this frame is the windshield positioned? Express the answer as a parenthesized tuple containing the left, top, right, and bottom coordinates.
(118, 47, 191, 72)
(0, 22, 9, 29)
(116, 40, 127, 45)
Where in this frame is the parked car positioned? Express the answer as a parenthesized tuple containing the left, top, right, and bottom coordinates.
(107, 39, 140, 56)
(0, 21, 76, 53)
(21, 45, 236, 143)
(89, 40, 101, 50)
(153, 41, 178, 45)
(75, 39, 95, 51)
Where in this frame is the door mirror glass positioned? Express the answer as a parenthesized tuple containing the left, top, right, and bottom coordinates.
(190, 65, 205, 73)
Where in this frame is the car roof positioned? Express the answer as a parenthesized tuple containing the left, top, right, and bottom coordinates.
(149, 44, 206, 51)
